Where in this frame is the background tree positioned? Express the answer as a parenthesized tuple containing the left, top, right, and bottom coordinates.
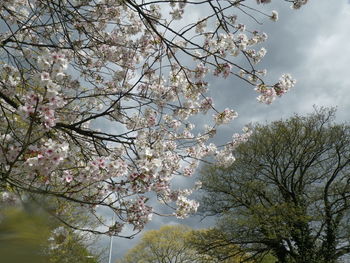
(0, 193, 102, 263)
(0, 206, 50, 263)
(189, 228, 276, 263)
(47, 227, 102, 263)
(0, 0, 306, 235)
(199, 109, 350, 263)
(117, 224, 248, 263)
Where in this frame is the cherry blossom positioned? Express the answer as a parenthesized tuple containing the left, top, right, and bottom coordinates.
(0, 0, 306, 236)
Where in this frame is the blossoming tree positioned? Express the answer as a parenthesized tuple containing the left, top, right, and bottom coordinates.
(0, 0, 308, 236)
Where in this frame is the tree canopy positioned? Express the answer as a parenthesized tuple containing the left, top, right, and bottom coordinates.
(0, 0, 307, 235)
(0, 203, 101, 263)
(117, 224, 251, 263)
(199, 109, 350, 263)
(189, 228, 276, 263)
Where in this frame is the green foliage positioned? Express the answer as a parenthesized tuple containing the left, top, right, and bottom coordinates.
(117, 225, 201, 263)
(199, 108, 350, 263)
(188, 228, 256, 263)
(47, 232, 100, 263)
(0, 199, 101, 263)
(0, 208, 50, 263)
(117, 225, 250, 263)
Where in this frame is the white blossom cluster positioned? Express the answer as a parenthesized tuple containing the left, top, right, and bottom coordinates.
(0, 0, 306, 235)
(255, 74, 296, 104)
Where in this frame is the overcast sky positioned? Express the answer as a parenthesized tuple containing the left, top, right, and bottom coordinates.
(99, 1, 350, 261)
